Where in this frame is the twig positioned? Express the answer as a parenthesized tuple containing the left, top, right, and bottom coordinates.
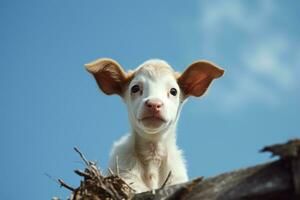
(108, 184, 123, 199)
(74, 147, 90, 166)
(44, 172, 60, 184)
(74, 169, 92, 179)
(108, 168, 115, 176)
(58, 179, 75, 191)
(160, 171, 172, 189)
(167, 177, 203, 200)
(116, 155, 120, 176)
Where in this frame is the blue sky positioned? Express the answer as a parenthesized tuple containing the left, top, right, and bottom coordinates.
(1, 0, 299, 199)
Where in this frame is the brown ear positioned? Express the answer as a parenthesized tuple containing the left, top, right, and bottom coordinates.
(178, 61, 224, 98)
(85, 58, 129, 95)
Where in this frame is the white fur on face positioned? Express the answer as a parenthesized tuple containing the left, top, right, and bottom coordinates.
(123, 60, 181, 136)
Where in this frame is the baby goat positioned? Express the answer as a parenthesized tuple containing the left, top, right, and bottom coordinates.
(85, 58, 224, 193)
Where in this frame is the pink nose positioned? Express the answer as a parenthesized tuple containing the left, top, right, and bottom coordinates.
(145, 99, 163, 112)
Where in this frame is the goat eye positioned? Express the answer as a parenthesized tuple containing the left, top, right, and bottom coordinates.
(170, 88, 177, 96)
(131, 85, 140, 93)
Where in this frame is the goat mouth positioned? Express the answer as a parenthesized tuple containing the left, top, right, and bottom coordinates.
(141, 116, 166, 122)
(139, 116, 167, 129)
(140, 116, 166, 122)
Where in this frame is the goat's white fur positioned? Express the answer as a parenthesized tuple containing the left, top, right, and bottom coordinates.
(85, 58, 224, 193)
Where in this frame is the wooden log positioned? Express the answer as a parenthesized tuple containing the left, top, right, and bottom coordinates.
(134, 139, 300, 200)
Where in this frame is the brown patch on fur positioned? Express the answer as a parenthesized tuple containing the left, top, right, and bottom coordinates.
(85, 58, 134, 96)
(178, 60, 224, 98)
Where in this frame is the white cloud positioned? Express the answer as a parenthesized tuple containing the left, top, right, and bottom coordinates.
(200, 0, 275, 33)
(198, 0, 275, 54)
(214, 74, 280, 112)
(241, 36, 295, 90)
(195, 0, 299, 111)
